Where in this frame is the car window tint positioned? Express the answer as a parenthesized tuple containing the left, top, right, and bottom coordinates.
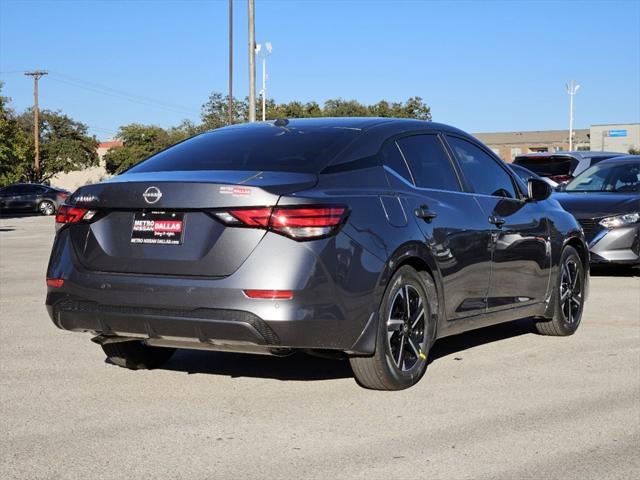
(380, 141, 412, 183)
(447, 136, 517, 198)
(22, 185, 44, 194)
(2, 186, 20, 194)
(127, 125, 362, 174)
(396, 135, 460, 191)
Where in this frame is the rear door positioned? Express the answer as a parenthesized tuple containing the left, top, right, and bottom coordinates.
(445, 135, 551, 311)
(391, 134, 493, 320)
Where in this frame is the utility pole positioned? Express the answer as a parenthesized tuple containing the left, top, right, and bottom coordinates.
(248, 0, 256, 122)
(566, 80, 580, 151)
(228, 0, 233, 124)
(24, 70, 48, 180)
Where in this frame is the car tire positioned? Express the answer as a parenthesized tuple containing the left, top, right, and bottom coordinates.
(535, 246, 585, 336)
(38, 200, 56, 216)
(350, 265, 437, 390)
(101, 341, 176, 370)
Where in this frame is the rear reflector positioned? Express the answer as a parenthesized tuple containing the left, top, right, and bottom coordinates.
(244, 289, 294, 300)
(46, 278, 64, 288)
(215, 205, 348, 240)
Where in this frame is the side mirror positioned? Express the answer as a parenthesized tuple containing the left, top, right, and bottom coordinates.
(527, 178, 552, 201)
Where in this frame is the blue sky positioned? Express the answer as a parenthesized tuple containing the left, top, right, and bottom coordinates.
(1, 0, 639, 139)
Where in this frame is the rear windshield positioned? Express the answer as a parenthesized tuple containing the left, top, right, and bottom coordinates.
(126, 125, 362, 174)
(513, 155, 578, 176)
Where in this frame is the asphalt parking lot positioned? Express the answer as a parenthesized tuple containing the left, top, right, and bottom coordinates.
(1, 215, 639, 480)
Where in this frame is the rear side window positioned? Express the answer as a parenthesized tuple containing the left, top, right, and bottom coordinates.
(447, 136, 517, 198)
(23, 185, 45, 194)
(380, 141, 413, 183)
(1, 186, 20, 194)
(127, 125, 362, 174)
(396, 135, 461, 191)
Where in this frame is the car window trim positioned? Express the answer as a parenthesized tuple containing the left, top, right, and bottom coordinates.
(391, 131, 465, 193)
(442, 133, 526, 201)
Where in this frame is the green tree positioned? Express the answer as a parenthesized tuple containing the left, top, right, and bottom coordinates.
(323, 98, 370, 117)
(0, 84, 30, 186)
(199, 91, 432, 125)
(629, 147, 640, 155)
(17, 109, 100, 183)
(201, 92, 247, 130)
(103, 124, 176, 174)
(1, 81, 98, 185)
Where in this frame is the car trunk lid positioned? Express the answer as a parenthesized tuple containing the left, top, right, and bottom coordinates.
(66, 170, 317, 277)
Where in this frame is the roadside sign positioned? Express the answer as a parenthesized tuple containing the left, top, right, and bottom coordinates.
(607, 129, 628, 137)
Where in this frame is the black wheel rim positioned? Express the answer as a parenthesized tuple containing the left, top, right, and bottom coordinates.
(387, 284, 427, 372)
(560, 258, 582, 325)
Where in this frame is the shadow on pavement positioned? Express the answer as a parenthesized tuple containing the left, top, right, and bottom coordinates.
(155, 318, 537, 382)
(590, 265, 639, 277)
(161, 349, 353, 381)
(0, 212, 42, 220)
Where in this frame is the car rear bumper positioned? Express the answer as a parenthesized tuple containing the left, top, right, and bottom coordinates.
(45, 231, 384, 354)
(589, 225, 640, 265)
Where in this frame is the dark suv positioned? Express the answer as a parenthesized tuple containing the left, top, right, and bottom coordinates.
(514, 151, 624, 184)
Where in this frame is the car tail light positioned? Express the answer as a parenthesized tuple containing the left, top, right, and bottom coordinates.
(549, 174, 573, 183)
(214, 205, 348, 240)
(55, 204, 96, 231)
(244, 289, 294, 300)
(46, 278, 64, 288)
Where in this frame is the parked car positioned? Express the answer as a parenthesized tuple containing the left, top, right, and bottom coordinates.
(0, 183, 70, 215)
(45, 118, 589, 390)
(513, 151, 624, 184)
(508, 163, 559, 189)
(554, 155, 640, 266)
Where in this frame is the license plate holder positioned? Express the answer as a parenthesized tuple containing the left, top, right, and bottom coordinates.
(131, 211, 185, 245)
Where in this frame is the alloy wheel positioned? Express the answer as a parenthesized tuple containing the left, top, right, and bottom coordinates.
(387, 284, 427, 372)
(40, 201, 55, 215)
(559, 258, 582, 324)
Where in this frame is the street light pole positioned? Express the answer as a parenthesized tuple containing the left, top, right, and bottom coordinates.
(257, 42, 272, 121)
(24, 70, 48, 181)
(228, 0, 233, 124)
(248, 0, 256, 122)
(566, 80, 580, 151)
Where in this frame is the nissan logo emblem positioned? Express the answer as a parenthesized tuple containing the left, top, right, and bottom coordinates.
(143, 186, 162, 204)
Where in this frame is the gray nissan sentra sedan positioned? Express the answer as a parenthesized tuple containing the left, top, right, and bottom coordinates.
(46, 118, 589, 390)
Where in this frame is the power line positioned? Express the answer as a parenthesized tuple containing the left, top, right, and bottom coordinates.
(46, 71, 200, 115)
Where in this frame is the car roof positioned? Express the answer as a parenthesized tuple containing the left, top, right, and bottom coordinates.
(597, 155, 640, 165)
(216, 117, 465, 135)
(2, 183, 48, 187)
(214, 117, 474, 165)
(515, 151, 624, 160)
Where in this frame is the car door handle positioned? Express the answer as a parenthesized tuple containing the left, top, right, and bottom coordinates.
(489, 216, 506, 228)
(415, 205, 437, 223)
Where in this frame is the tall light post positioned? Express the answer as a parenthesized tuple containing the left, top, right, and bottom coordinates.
(566, 80, 580, 151)
(247, 0, 256, 122)
(256, 41, 272, 121)
(227, 0, 233, 125)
